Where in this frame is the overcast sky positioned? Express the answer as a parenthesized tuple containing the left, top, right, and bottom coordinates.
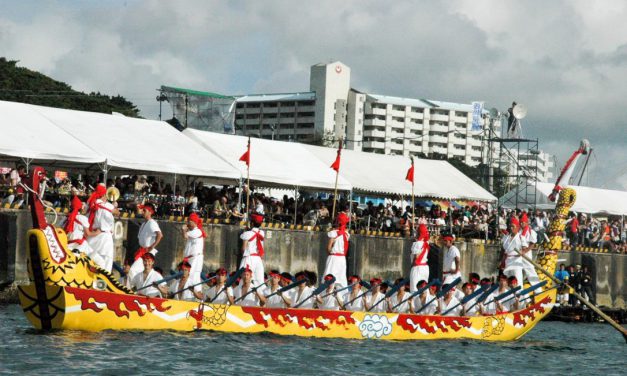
(1, 0, 625, 190)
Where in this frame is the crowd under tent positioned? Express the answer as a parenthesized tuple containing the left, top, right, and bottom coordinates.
(302, 144, 496, 203)
(499, 181, 627, 216)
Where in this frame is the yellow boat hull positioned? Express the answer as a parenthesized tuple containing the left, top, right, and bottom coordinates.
(18, 283, 555, 341)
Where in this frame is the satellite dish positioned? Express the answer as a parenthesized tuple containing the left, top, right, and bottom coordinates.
(489, 107, 499, 118)
(512, 104, 527, 119)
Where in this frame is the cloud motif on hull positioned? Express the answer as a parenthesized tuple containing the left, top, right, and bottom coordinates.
(358, 314, 393, 339)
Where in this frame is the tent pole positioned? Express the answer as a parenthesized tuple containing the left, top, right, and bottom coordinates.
(173, 173, 177, 195)
(294, 186, 298, 226)
(348, 190, 353, 230)
(102, 159, 108, 185)
(237, 177, 243, 214)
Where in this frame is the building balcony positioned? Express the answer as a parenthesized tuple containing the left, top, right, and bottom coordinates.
(363, 140, 385, 149)
(429, 135, 449, 144)
(430, 124, 450, 133)
(430, 113, 450, 122)
(363, 129, 386, 138)
(366, 107, 387, 116)
(363, 118, 387, 127)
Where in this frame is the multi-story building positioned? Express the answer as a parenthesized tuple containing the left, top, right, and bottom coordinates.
(503, 150, 556, 183)
(231, 61, 499, 166)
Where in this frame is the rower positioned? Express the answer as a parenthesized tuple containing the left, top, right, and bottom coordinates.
(387, 279, 411, 313)
(323, 213, 350, 288)
(519, 212, 542, 292)
(65, 195, 97, 260)
(265, 270, 292, 308)
(409, 223, 430, 292)
(342, 275, 365, 311)
(86, 184, 118, 272)
(441, 234, 461, 284)
(461, 282, 480, 316)
(412, 280, 437, 315)
(364, 278, 385, 313)
(497, 276, 521, 312)
(315, 274, 342, 310)
(468, 273, 481, 292)
(119, 259, 132, 289)
(500, 216, 524, 286)
(233, 267, 267, 307)
(181, 212, 206, 279)
(169, 261, 203, 301)
(131, 253, 167, 298)
(205, 268, 234, 304)
(129, 202, 162, 280)
(477, 278, 493, 314)
(490, 274, 510, 314)
(239, 213, 266, 288)
(292, 271, 315, 309)
(438, 283, 461, 316)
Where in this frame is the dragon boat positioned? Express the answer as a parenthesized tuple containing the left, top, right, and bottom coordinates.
(18, 165, 578, 341)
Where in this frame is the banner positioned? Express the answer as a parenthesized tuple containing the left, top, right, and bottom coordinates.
(471, 101, 484, 132)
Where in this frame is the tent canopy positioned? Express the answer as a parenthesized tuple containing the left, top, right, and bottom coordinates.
(0, 101, 103, 164)
(499, 181, 627, 215)
(184, 129, 352, 191)
(303, 144, 496, 201)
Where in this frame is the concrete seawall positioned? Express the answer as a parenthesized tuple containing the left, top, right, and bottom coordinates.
(1, 209, 624, 308)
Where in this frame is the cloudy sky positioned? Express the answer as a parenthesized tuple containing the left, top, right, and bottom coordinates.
(1, 0, 625, 189)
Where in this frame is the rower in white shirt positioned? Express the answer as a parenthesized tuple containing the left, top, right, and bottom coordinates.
(315, 274, 343, 310)
(129, 203, 162, 280)
(488, 274, 510, 314)
(131, 253, 168, 298)
(169, 261, 203, 301)
(497, 276, 522, 313)
(292, 272, 315, 309)
(438, 284, 461, 316)
(342, 275, 365, 311)
(264, 270, 293, 308)
(387, 279, 412, 313)
(441, 235, 461, 284)
(364, 278, 386, 313)
(460, 283, 481, 316)
(233, 267, 267, 307)
(412, 280, 438, 315)
(182, 212, 206, 279)
(205, 268, 234, 304)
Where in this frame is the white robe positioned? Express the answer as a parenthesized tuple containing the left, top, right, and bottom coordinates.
(318, 289, 343, 310)
(67, 214, 97, 260)
(129, 219, 161, 280)
(388, 293, 411, 313)
(413, 292, 438, 315)
(239, 228, 265, 287)
(131, 269, 165, 297)
(443, 245, 461, 284)
(365, 291, 386, 313)
(343, 290, 365, 312)
(169, 274, 202, 301)
(439, 296, 461, 316)
(322, 230, 349, 288)
(86, 200, 115, 272)
(234, 284, 265, 307)
(502, 233, 524, 284)
(292, 286, 315, 309)
(265, 286, 290, 308)
(409, 240, 429, 292)
(183, 228, 204, 278)
(205, 284, 234, 304)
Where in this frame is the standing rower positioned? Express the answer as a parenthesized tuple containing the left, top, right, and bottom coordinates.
(234, 267, 266, 307)
(86, 184, 117, 272)
(239, 213, 266, 287)
(131, 253, 167, 298)
(323, 213, 350, 288)
(182, 212, 206, 279)
(342, 275, 365, 311)
(442, 235, 461, 284)
(205, 268, 234, 304)
(409, 223, 430, 292)
(169, 261, 203, 301)
(129, 203, 162, 280)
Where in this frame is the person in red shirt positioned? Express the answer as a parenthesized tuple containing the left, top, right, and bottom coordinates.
(568, 213, 579, 247)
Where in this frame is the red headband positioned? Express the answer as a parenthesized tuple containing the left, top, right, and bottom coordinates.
(370, 278, 382, 285)
(324, 275, 335, 282)
(139, 204, 155, 215)
(510, 217, 520, 227)
(442, 235, 454, 242)
(142, 253, 155, 261)
(250, 213, 264, 225)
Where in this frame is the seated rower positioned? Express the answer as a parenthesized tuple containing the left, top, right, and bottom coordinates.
(364, 278, 386, 313)
(438, 283, 461, 316)
(342, 275, 365, 311)
(119, 259, 132, 290)
(316, 274, 343, 310)
(477, 278, 493, 315)
(265, 270, 293, 308)
(468, 273, 481, 292)
(233, 267, 267, 307)
(291, 271, 315, 309)
(131, 253, 168, 298)
(205, 268, 234, 304)
(412, 280, 437, 315)
(387, 279, 411, 313)
(498, 276, 521, 312)
(169, 261, 203, 301)
(461, 282, 480, 316)
(490, 274, 510, 314)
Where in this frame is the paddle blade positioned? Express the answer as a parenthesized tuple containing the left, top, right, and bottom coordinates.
(313, 276, 336, 296)
(437, 277, 461, 298)
(112, 262, 126, 277)
(226, 268, 245, 287)
(385, 279, 408, 298)
(495, 285, 521, 301)
(280, 278, 307, 293)
(359, 280, 371, 290)
(461, 285, 489, 304)
(478, 285, 499, 303)
(517, 281, 548, 297)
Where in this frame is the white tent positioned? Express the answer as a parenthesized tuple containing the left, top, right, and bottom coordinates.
(24, 103, 240, 180)
(0, 101, 104, 165)
(499, 181, 627, 215)
(183, 129, 352, 191)
(303, 144, 496, 201)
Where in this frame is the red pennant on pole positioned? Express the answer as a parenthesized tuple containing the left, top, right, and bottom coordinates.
(239, 138, 250, 166)
(405, 160, 414, 183)
(330, 139, 343, 172)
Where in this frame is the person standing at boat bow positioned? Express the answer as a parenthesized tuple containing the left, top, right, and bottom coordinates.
(409, 223, 430, 292)
(86, 184, 118, 272)
(500, 216, 524, 286)
(323, 212, 350, 288)
(129, 203, 162, 281)
(442, 235, 461, 284)
(239, 213, 266, 288)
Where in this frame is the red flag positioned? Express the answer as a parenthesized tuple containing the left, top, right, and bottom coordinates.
(239, 138, 250, 166)
(330, 140, 343, 172)
(405, 160, 414, 183)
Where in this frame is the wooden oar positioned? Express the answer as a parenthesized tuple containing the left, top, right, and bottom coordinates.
(136, 271, 183, 292)
(414, 276, 461, 314)
(514, 248, 627, 343)
(483, 286, 521, 306)
(293, 276, 336, 308)
(463, 284, 499, 314)
(265, 278, 307, 299)
(343, 280, 373, 308)
(112, 262, 126, 277)
(318, 281, 357, 300)
(442, 284, 489, 315)
(233, 280, 268, 304)
(207, 267, 244, 303)
(518, 284, 561, 304)
(500, 281, 548, 305)
(368, 279, 407, 312)
(171, 274, 217, 296)
(392, 279, 440, 311)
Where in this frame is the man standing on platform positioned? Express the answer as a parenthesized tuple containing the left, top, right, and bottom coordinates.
(129, 203, 162, 281)
(240, 213, 266, 287)
(410, 223, 430, 292)
(86, 184, 117, 272)
(442, 234, 461, 284)
(323, 212, 350, 288)
(182, 212, 205, 279)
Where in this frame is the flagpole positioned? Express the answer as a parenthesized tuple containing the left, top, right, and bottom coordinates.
(246, 136, 251, 227)
(331, 137, 342, 222)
